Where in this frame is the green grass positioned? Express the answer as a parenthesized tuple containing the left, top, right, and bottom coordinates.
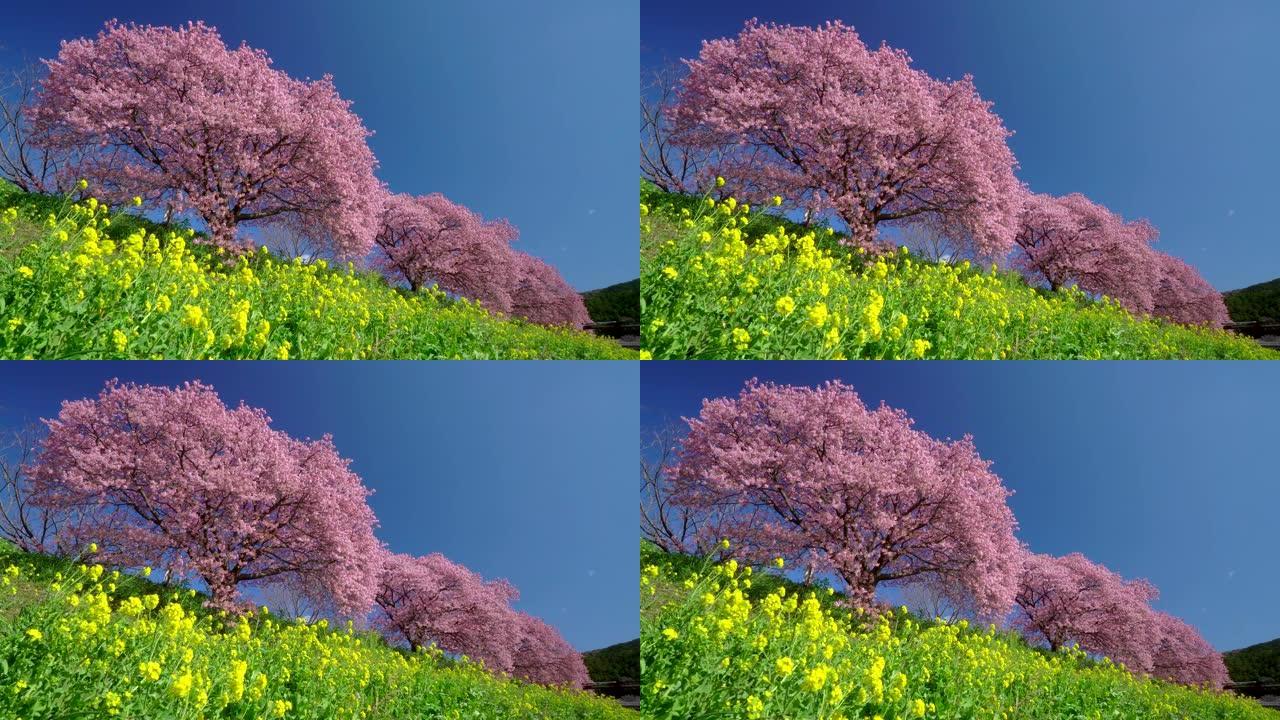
(641, 542, 1273, 719)
(0, 180, 633, 360)
(641, 181, 1275, 360)
(0, 541, 631, 719)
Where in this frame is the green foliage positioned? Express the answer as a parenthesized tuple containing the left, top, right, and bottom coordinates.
(0, 182, 633, 360)
(1224, 277, 1280, 322)
(582, 639, 640, 683)
(640, 182, 1275, 360)
(0, 542, 629, 720)
(1225, 637, 1280, 683)
(640, 542, 1272, 720)
(582, 279, 641, 323)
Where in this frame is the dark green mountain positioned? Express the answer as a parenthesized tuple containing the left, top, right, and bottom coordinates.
(1224, 277, 1280, 322)
(1225, 637, 1280, 683)
(582, 638, 640, 683)
(582, 279, 640, 324)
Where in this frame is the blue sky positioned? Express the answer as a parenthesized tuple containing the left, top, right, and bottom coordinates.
(642, 0, 1280, 291)
(0, 361, 639, 651)
(642, 361, 1278, 652)
(0, 0, 638, 291)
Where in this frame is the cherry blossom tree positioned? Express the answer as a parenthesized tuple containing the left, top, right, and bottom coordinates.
(29, 380, 381, 615)
(1013, 192, 1160, 314)
(1150, 252, 1230, 327)
(1150, 611, 1230, 689)
(670, 379, 1021, 617)
(31, 21, 382, 257)
(373, 191, 518, 310)
(671, 20, 1022, 255)
(1012, 552, 1160, 672)
(372, 550, 521, 672)
(510, 612, 592, 688)
(507, 251, 592, 329)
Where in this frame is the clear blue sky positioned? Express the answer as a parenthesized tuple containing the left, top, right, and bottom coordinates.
(642, 0, 1280, 291)
(642, 361, 1278, 652)
(0, 0, 638, 291)
(0, 361, 639, 651)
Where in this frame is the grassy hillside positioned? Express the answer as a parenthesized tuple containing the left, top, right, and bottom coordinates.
(0, 181, 633, 359)
(1225, 278, 1280, 323)
(640, 542, 1272, 719)
(582, 279, 640, 323)
(641, 182, 1275, 360)
(583, 638, 640, 683)
(0, 541, 630, 719)
(1226, 638, 1280, 683)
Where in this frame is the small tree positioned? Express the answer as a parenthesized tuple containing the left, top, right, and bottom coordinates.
(640, 424, 696, 554)
(30, 380, 381, 614)
(507, 251, 592, 329)
(373, 191, 518, 310)
(1150, 611, 1230, 689)
(671, 20, 1022, 255)
(0, 64, 80, 194)
(32, 21, 382, 257)
(510, 612, 592, 688)
(372, 550, 521, 673)
(1013, 192, 1159, 314)
(0, 423, 60, 553)
(1012, 552, 1160, 672)
(671, 379, 1021, 616)
(640, 63, 717, 194)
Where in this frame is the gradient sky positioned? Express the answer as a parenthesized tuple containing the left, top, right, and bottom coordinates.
(0, 361, 639, 651)
(0, 0, 638, 291)
(642, 361, 1279, 652)
(642, 0, 1280, 291)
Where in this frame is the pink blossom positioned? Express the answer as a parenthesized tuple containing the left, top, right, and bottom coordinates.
(29, 380, 381, 615)
(1150, 611, 1231, 689)
(373, 191, 518, 311)
(1013, 552, 1160, 673)
(671, 379, 1021, 617)
(507, 251, 592, 329)
(671, 20, 1022, 256)
(510, 612, 592, 689)
(1149, 252, 1230, 327)
(372, 550, 521, 673)
(32, 21, 382, 257)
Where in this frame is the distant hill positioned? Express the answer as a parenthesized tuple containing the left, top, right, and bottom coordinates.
(1224, 277, 1280, 322)
(582, 638, 639, 683)
(582, 279, 640, 324)
(1225, 637, 1280, 683)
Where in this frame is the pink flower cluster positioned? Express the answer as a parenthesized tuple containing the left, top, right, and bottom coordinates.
(30, 21, 586, 327)
(28, 380, 587, 687)
(670, 379, 1228, 689)
(374, 192, 591, 328)
(671, 20, 1226, 327)
(373, 551, 590, 687)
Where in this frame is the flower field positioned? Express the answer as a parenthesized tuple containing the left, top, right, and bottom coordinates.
(0, 183, 631, 360)
(640, 543, 1271, 720)
(0, 543, 629, 720)
(640, 184, 1273, 360)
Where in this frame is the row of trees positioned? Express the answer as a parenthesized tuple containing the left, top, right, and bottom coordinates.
(641, 380, 1229, 688)
(0, 21, 589, 328)
(642, 20, 1228, 327)
(0, 380, 589, 688)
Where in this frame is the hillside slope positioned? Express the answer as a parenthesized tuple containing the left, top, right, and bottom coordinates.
(583, 638, 640, 682)
(640, 182, 1274, 360)
(582, 279, 640, 323)
(1225, 277, 1280, 322)
(1226, 637, 1280, 683)
(640, 542, 1272, 719)
(0, 542, 630, 719)
(0, 181, 633, 360)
